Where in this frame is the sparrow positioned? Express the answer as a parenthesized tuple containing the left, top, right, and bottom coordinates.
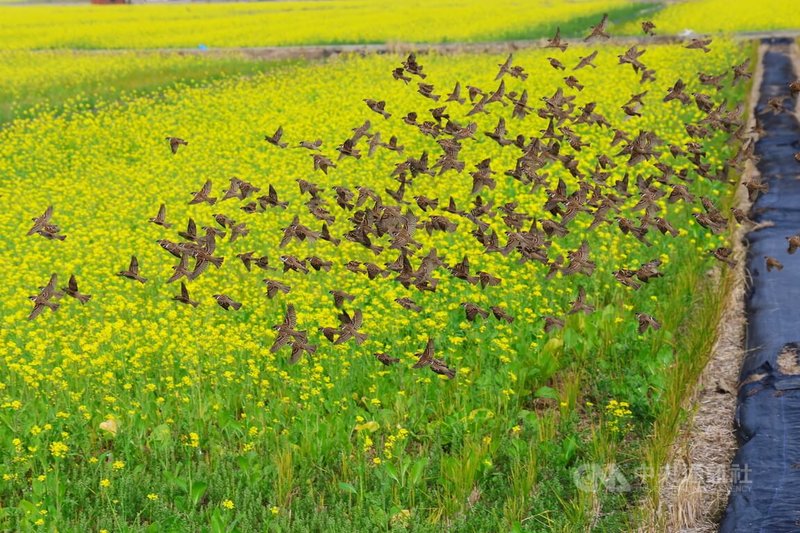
(173, 282, 199, 307)
(62, 274, 91, 303)
(787, 234, 800, 254)
(709, 247, 736, 267)
(167, 254, 191, 283)
(329, 290, 355, 308)
(263, 279, 291, 299)
(461, 302, 489, 321)
(545, 27, 568, 52)
(490, 306, 514, 323)
(213, 294, 242, 310)
(364, 99, 391, 119)
(568, 287, 595, 315)
(117, 256, 147, 283)
(584, 13, 609, 41)
(636, 313, 661, 333)
(189, 180, 216, 205)
(765, 256, 784, 272)
(685, 37, 712, 53)
(374, 352, 400, 366)
(166, 137, 187, 154)
(148, 204, 171, 228)
(412, 338, 455, 379)
(395, 297, 422, 312)
(28, 274, 61, 320)
(265, 126, 287, 148)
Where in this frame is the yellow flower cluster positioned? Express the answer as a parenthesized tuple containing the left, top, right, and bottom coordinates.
(0, 0, 626, 50)
(0, 37, 746, 527)
(604, 399, 633, 434)
(48, 441, 68, 459)
(0, 50, 279, 122)
(636, 0, 800, 34)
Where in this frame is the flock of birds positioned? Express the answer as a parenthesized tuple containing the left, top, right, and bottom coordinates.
(23, 15, 799, 378)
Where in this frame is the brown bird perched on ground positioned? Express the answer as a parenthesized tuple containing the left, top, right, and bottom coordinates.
(709, 247, 736, 267)
(117, 256, 147, 283)
(685, 37, 712, 53)
(166, 137, 187, 154)
(787, 234, 800, 254)
(636, 313, 661, 333)
(765, 256, 784, 272)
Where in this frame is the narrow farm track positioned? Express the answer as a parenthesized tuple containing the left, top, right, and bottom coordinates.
(26, 30, 800, 60)
(720, 37, 800, 532)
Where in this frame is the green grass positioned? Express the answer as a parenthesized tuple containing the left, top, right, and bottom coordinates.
(482, 2, 663, 42)
(0, 37, 751, 532)
(0, 52, 304, 124)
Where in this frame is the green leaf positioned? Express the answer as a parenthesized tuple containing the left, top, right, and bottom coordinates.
(149, 424, 173, 450)
(18, 499, 37, 516)
(338, 481, 357, 494)
(409, 458, 427, 486)
(210, 509, 226, 533)
(534, 386, 559, 401)
(190, 481, 208, 506)
(384, 462, 399, 483)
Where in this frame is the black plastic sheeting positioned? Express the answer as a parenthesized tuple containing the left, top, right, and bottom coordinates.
(721, 39, 800, 532)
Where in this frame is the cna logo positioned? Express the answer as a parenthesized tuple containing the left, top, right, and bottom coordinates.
(572, 463, 631, 493)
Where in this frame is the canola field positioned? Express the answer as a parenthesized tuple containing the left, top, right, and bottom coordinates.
(0, 51, 297, 123)
(0, 0, 639, 49)
(635, 0, 800, 35)
(0, 0, 798, 52)
(0, 32, 751, 531)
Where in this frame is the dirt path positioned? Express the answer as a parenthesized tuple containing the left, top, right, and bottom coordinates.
(646, 42, 765, 533)
(717, 37, 800, 532)
(26, 30, 800, 60)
